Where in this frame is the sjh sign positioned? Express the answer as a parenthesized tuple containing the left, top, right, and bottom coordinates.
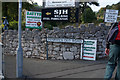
(42, 8, 69, 21)
(42, 7, 78, 22)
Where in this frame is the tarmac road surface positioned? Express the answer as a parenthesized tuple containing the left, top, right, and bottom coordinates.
(4, 55, 116, 79)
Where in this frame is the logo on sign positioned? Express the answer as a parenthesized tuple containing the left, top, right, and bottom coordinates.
(54, 9, 68, 15)
(37, 22, 41, 26)
(46, 12, 51, 15)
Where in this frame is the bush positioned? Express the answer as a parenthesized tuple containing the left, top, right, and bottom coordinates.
(93, 19, 104, 25)
(44, 23, 53, 30)
(9, 20, 18, 30)
(96, 19, 104, 23)
(9, 20, 25, 30)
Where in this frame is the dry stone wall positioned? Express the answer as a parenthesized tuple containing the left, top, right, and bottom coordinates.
(2, 23, 111, 60)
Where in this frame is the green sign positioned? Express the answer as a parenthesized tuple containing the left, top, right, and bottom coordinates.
(83, 39, 97, 61)
(26, 11, 42, 29)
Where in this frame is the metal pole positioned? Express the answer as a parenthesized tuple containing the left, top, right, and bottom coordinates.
(46, 28, 48, 60)
(84, 2, 87, 23)
(75, 2, 79, 27)
(16, 0, 23, 78)
(43, 1, 48, 60)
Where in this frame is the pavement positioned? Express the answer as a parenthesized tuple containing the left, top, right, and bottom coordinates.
(4, 55, 116, 79)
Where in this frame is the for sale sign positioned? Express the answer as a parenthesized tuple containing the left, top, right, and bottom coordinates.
(104, 9, 118, 23)
(26, 11, 42, 29)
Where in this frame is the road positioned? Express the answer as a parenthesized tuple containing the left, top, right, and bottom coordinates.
(4, 55, 116, 79)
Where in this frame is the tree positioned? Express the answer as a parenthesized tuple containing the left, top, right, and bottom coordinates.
(81, 8, 97, 23)
(77, 2, 99, 23)
(2, 2, 34, 21)
(2, 1, 34, 30)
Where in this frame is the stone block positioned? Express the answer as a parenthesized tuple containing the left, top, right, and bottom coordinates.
(102, 40, 106, 48)
(70, 47, 77, 52)
(54, 47, 60, 51)
(61, 47, 66, 51)
(63, 52, 74, 60)
(40, 57, 45, 60)
(40, 54, 46, 57)
(48, 51, 52, 54)
(26, 52, 32, 56)
(33, 50, 39, 55)
(23, 47, 28, 51)
(57, 56, 63, 60)
(75, 55, 80, 59)
(53, 51, 57, 55)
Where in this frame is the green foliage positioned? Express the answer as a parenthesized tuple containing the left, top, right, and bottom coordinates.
(2, 2, 34, 30)
(9, 20, 25, 30)
(44, 21, 71, 30)
(2, 2, 18, 21)
(9, 20, 18, 30)
(44, 21, 57, 30)
(44, 23, 53, 30)
(93, 19, 104, 25)
(96, 19, 104, 23)
(97, 8, 105, 18)
(81, 8, 97, 23)
(2, 2, 34, 22)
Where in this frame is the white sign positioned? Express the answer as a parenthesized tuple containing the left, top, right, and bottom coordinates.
(26, 11, 42, 29)
(76, 0, 98, 2)
(104, 9, 119, 23)
(45, 0, 75, 8)
(83, 39, 97, 61)
(47, 38, 83, 43)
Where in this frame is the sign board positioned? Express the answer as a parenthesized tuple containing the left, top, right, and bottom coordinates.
(104, 9, 119, 23)
(83, 39, 97, 61)
(76, 0, 98, 2)
(42, 7, 78, 23)
(45, 0, 75, 8)
(47, 38, 83, 43)
(26, 11, 42, 29)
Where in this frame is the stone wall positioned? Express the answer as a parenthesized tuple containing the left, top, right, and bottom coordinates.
(2, 23, 111, 60)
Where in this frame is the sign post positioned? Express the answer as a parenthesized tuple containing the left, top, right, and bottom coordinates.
(17, 0, 23, 78)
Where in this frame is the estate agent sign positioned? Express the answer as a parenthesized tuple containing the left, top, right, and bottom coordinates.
(104, 9, 118, 23)
(42, 7, 78, 22)
(83, 39, 97, 61)
(26, 11, 42, 29)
